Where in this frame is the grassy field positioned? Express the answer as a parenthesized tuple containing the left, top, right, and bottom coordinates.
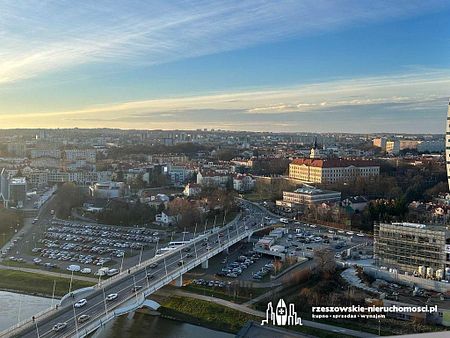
(182, 284, 270, 304)
(0, 270, 95, 297)
(159, 296, 348, 338)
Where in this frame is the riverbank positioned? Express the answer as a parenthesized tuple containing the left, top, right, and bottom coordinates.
(0, 270, 95, 298)
(155, 295, 348, 338)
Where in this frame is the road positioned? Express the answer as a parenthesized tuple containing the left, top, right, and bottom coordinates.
(6, 201, 268, 338)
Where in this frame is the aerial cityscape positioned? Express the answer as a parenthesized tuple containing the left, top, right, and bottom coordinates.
(0, 1, 450, 338)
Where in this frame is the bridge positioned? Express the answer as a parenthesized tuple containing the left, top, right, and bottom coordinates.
(1, 201, 274, 338)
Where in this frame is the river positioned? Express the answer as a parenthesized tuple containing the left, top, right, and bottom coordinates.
(0, 291, 233, 338)
(93, 313, 234, 338)
(0, 291, 53, 331)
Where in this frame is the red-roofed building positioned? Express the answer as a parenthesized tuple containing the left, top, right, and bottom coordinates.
(289, 158, 379, 184)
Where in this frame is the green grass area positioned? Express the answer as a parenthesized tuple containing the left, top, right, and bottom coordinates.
(0, 270, 95, 297)
(182, 285, 249, 304)
(160, 296, 348, 338)
(0, 260, 37, 269)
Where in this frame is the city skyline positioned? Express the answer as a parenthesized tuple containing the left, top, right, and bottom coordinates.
(1, 1, 449, 132)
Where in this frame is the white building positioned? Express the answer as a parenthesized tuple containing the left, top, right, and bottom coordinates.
(155, 211, 180, 226)
(89, 181, 126, 199)
(183, 183, 201, 197)
(233, 174, 255, 192)
(64, 149, 96, 162)
(197, 171, 230, 188)
(276, 184, 341, 208)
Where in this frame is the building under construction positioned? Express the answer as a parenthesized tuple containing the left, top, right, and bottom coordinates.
(374, 222, 450, 277)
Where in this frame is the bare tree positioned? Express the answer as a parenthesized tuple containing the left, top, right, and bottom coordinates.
(313, 248, 336, 279)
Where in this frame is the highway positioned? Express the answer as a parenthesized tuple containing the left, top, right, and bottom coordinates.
(6, 201, 268, 338)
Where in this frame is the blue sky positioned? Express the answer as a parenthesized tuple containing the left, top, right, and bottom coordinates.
(0, 0, 449, 133)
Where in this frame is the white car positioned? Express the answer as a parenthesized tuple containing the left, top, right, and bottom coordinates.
(80, 268, 91, 274)
(74, 299, 87, 308)
(77, 314, 90, 323)
(356, 233, 365, 237)
(52, 322, 67, 332)
(106, 293, 118, 301)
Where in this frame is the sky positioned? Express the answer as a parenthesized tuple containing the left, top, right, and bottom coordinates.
(0, 0, 449, 133)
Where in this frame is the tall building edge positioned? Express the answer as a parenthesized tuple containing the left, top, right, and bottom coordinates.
(447, 100, 450, 191)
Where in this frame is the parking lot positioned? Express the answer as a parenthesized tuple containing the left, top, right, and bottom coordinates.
(7, 219, 166, 275)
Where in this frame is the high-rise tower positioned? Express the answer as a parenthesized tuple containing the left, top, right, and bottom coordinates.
(446, 101, 450, 190)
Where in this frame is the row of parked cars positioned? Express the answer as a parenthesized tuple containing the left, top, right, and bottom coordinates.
(51, 220, 160, 242)
(217, 252, 262, 278)
(191, 278, 231, 288)
(38, 237, 127, 257)
(252, 263, 275, 280)
(35, 247, 112, 266)
(45, 227, 151, 250)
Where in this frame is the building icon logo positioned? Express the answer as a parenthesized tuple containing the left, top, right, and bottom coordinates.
(261, 299, 303, 326)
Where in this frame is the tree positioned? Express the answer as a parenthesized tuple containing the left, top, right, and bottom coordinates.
(167, 198, 201, 230)
(313, 248, 336, 279)
(54, 183, 87, 219)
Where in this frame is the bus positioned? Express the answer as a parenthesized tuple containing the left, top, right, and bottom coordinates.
(168, 241, 190, 248)
(155, 247, 176, 257)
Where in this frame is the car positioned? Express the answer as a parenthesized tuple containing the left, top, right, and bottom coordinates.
(148, 263, 158, 269)
(52, 322, 67, 332)
(177, 260, 184, 266)
(106, 293, 118, 301)
(77, 315, 90, 323)
(146, 274, 155, 280)
(80, 268, 91, 274)
(74, 299, 87, 308)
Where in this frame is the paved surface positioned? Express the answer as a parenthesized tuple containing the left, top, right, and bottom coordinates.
(157, 288, 376, 338)
(3, 200, 271, 338)
(0, 265, 97, 283)
(341, 267, 380, 295)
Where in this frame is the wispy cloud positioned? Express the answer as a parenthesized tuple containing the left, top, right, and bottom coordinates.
(2, 70, 448, 133)
(0, 0, 448, 84)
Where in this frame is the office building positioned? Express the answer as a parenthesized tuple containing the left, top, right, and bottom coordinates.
(386, 140, 400, 155)
(446, 101, 450, 190)
(289, 158, 379, 184)
(276, 184, 341, 209)
(374, 222, 450, 274)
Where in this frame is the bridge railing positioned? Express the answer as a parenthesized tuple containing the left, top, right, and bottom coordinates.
(0, 213, 244, 338)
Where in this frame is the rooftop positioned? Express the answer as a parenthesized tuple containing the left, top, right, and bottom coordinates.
(290, 158, 378, 168)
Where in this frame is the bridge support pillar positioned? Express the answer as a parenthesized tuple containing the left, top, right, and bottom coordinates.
(174, 274, 183, 287)
(201, 259, 209, 269)
(247, 234, 252, 242)
(224, 247, 229, 254)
